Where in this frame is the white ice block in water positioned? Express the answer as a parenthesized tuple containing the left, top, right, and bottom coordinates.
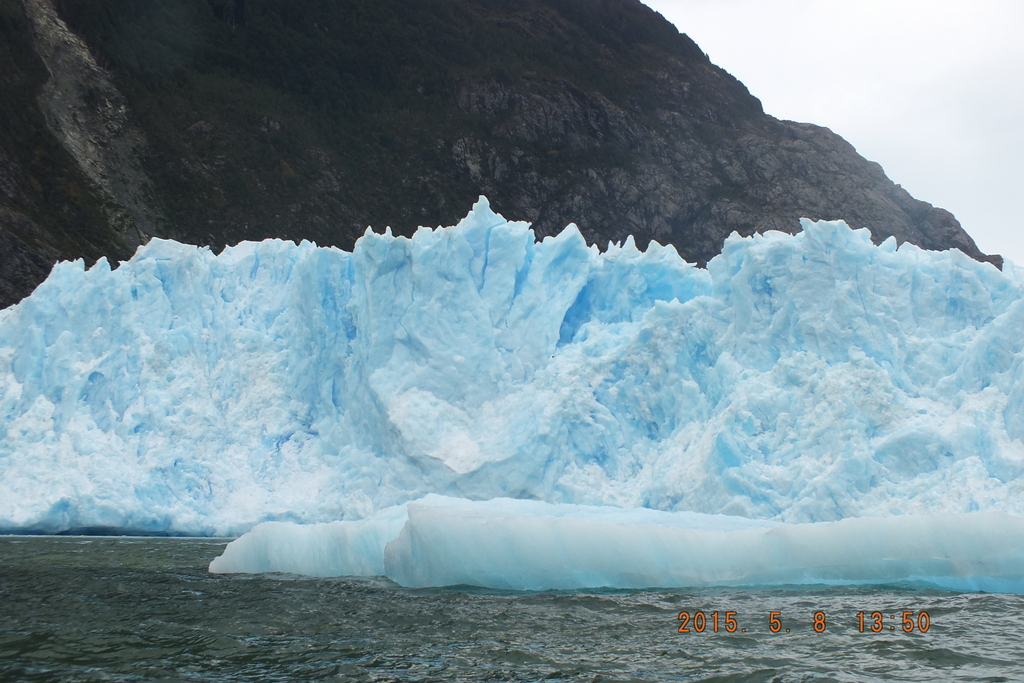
(210, 496, 1024, 592)
(208, 504, 408, 576)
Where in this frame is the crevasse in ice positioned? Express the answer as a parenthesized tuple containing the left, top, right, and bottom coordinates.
(2, 198, 1024, 551)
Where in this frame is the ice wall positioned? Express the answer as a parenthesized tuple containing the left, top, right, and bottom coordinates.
(210, 496, 1024, 592)
(2, 197, 1024, 535)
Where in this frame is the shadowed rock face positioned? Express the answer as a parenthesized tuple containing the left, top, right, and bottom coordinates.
(23, 0, 163, 247)
(0, 0, 1001, 308)
(449, 77, 997, 269)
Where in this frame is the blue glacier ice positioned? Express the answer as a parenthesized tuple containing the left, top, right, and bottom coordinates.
(2, 196, 1024, 588)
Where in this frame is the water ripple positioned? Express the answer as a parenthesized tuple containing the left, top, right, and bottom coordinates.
(2, 538, 1023, 682)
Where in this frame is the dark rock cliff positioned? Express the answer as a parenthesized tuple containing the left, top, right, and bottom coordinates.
(0, 0, 1001, 308)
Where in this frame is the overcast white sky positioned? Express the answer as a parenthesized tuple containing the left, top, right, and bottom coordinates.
(643, 0, 1024, 266)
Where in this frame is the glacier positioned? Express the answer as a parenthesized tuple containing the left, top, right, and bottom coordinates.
(3, 196, 1024, 589)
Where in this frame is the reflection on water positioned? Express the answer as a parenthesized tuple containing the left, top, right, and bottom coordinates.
(1, 537, 1022, 682)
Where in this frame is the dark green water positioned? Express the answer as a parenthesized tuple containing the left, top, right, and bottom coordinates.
(1, 537, 1022, 682)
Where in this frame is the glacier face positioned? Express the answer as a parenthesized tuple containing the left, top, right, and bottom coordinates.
(2, 197, 1024, 536)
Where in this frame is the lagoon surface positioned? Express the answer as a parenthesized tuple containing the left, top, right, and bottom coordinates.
(1, 537, 1022, 682)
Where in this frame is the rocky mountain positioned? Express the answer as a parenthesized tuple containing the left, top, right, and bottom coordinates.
(0, 0, 1002, 308)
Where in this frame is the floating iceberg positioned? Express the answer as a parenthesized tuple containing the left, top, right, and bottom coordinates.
(209, 495, 1024, 592)
(2, 197, 1024, 556)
